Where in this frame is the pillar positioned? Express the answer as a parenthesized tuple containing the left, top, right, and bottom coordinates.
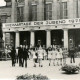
(15, 31, 20, 48)
(30, 31, 35, 47)
(63, 29, 68, 49)
(46, 30, 51, 48)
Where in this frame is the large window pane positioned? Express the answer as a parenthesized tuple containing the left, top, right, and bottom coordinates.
(62, 2, 67, 19)
(46, 3, 52, 20)
(32, 5, 37, 21)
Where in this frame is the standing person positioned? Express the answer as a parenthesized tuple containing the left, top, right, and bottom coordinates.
(10, 47, 16, 67)
(69, 47, 75, 63)
(15, 47, 19, 63)
(59, 48, 63, 66)
(31, 48, 37, 67)
(42, 48, 47, 60)
(48, 47, 52, 66)
(37, 47, 43, 67)
(18, 45, 23, 67)
(52, 48, 56, 66)
(56, 48, 60, 66)
(62, 48, 68, 65)
(5, 46, 8, 61)
(23, 47, 29, 68)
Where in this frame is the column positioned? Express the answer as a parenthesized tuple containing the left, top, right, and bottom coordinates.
(46, 30, 51, 48)
(63, 29, 68, 49)
(30, 31, 35, 47)
(3, 32, 5, 48)
(15, 31, 20, 48)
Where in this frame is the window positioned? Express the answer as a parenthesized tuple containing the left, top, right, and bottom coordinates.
(46, 3, 52, 20)
(32, 5, 37, 21)
(0, 15, 7, 23)
(62, 2, 68, 19)
(17, 7, 24, 22)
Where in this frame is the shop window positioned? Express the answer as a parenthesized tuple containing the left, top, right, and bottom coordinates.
(0, 14, 7, 23)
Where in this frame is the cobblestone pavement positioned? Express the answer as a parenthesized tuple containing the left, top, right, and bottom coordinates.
(0, 58, 80, 80)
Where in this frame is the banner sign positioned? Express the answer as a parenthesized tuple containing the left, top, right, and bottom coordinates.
(3, 18, 80, 28)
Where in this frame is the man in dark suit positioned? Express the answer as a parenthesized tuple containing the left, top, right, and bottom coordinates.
(22, 48, 29, 68)
(18, 45, 23, 67)
(69, 47, 75, 63)
(10, 47, 16, 67)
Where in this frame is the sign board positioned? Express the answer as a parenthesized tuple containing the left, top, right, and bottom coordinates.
(3, 18, 80, 28)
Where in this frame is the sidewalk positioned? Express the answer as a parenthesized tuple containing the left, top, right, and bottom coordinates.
(0, 58, 80, 80)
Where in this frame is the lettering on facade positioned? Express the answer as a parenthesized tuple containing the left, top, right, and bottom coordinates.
(3, 18, 80, 28)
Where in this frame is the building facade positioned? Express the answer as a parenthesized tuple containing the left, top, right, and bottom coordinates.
(1, 0, 80, 49)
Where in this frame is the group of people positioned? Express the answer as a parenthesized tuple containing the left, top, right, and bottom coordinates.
(9, 45, 69, 67)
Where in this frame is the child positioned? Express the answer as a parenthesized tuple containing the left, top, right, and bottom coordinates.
(62, 48, 68, 65)
(48, 47, 52, 66)
(37, 47, 43, 67)
(52, 48, 56, 66)
(56, 49, 60, 66)
(32, 48, 37, 67)
(59, 48, 63, 66)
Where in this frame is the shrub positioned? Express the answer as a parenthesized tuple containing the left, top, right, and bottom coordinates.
(16, 74, 49, 80)
(61, 64, 80, 74)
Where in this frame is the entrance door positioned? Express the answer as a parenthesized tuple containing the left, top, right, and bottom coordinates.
(69, 29, 80, 49)
(35, 30, 46, 47)
(20, 31, 30, 46)
(51, 30, 63, 47)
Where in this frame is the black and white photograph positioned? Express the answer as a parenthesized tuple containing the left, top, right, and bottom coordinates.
(0, 0, 80, 80)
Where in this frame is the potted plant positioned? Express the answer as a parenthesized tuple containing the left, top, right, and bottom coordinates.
(61, 64, 80, 74)
(16, 74, 49, 80)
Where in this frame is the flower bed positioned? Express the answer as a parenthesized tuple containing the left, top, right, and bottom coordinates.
(16, 74, 49, 80)
(61, 64, 80, 74)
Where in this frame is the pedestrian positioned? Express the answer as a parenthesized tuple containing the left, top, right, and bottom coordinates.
(31, 48, 37, 67)
(37, 47, 43, 67)
(18, 45, 23, 67)
(56, 48, 60, 66)
(52, 48, 56, 66)
(62, 48, 67, 65)
(15, 47, 19, 63)
(5, 46, 8, 61)
(23, 47, 29, 68)
(42, 48, 47, 60)
(59, 48, 63, 66)
(48, 47, 52, 66)
(10, 47, 16, 67)
(69, 47, 75, 63)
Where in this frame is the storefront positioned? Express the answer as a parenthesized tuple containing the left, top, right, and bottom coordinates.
(2, 18, 80, 49)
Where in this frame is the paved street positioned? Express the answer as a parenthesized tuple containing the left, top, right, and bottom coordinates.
(0, 58, 80, 80)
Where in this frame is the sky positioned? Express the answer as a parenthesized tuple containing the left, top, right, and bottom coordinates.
(0, 0, 6, 6)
